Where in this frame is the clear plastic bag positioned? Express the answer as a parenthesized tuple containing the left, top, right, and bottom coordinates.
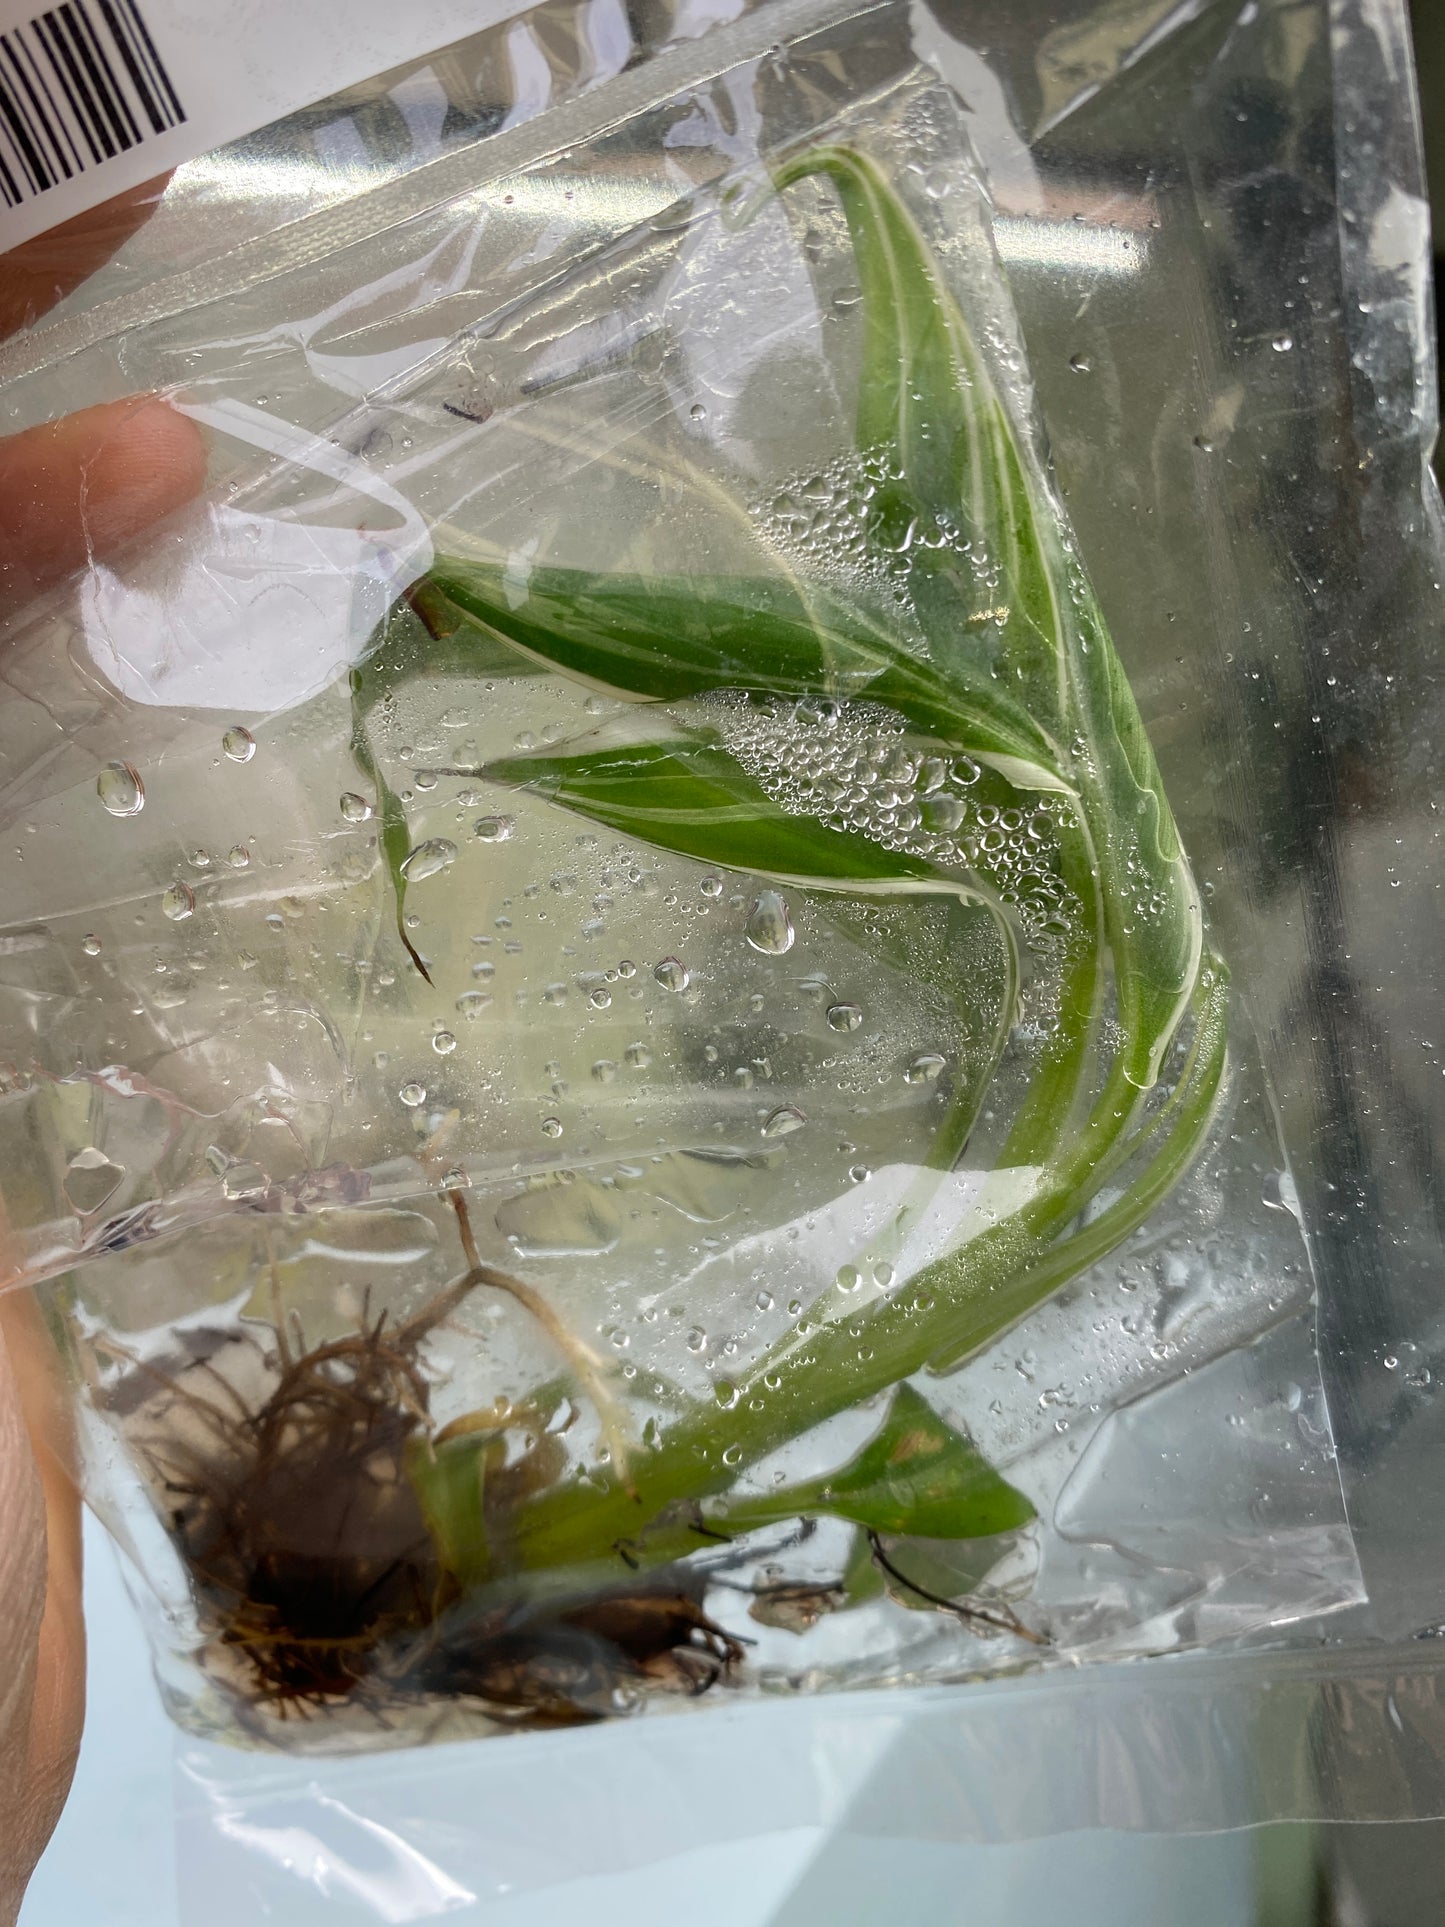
(3, 0, 1442, 1903)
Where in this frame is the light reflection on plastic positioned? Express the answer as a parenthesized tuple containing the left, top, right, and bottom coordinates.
(993, 214, 1148, 277)
(457, 173, 681, 226)
(174, 153, 680, 230)
(172, 158, 1149, 279)
(174, 152, 383, 202)
(213, 1795, 476, 1922)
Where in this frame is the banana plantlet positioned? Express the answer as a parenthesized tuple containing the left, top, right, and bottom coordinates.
(201, 141, 1229, 1724)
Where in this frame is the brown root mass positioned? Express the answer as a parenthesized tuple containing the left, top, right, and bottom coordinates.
(400, 1581, 748, 1726)
(173, 1311, 440, 1709)
(111, 1281, 743, 1728)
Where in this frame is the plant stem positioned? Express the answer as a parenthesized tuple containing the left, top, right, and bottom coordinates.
(508, 966, 1225, 1573)
(998, 821, 1103, 1170)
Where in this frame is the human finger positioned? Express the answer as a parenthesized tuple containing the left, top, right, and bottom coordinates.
(0, 393, 207, 602)
(0, 1294, 80, 1927)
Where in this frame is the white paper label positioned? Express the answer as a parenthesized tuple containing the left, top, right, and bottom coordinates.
(0, 0, 532, 250)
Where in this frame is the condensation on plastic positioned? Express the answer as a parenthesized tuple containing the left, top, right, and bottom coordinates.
(0, 0, 1442, 1893)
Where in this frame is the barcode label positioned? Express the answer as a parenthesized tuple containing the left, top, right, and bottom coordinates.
(0, 0, 183, 211)
(0, 0, 540, 251)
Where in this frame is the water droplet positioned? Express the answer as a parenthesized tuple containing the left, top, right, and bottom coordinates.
(827, 1002, 862, 1032)
(904, 1053, 946, 1084)
(226, 845, 250, 870)
(162, 881, 195, 922)
(951, 754, 981, 786)
(700, 876, 723, 898)
(456, 991, 493, 1023)
(81, 934, 102, 956)
(1069, 352, 1092, 374)
(625, 1042, 652, 1069)
(873, 1261, 894, 1288)
(474, 814, 515, 842)
(746, 890, 794, 955)
(836, 1264, 861, 1292)
(755, 1290, 774, 1311)
(592, 1059, 618, 1083)
(653, 957, 689, 992)
(432, 1030, 457, 1055)
(541, 1116, 563, 1138)
(222, 726, 256, 763)
(713, 1378, 739, 1409)
(551, 872, 578, 896)
(400, 838, 457, 882)
(689, 402, 708, 422)
(64, 1147, 124, 1214)
(1271, 333, 1294, 352)
(849, 1163, 871, 1184)
(762, 1105, 806, 1137)
(340, 791, 372, 823)
(97, 761, 144, 817)
(542, 982, 569, 1006)
(470, 959, 495, 982)
(1261, 1169, 1301, 1220)
(399, 1081, 427, 1107)
(920, 793, 966, 833)
(1192, 433, 1215, 453)
(221, 1160, 268, 1200)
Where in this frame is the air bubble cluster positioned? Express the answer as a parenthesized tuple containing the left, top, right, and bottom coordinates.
(755, 446, 990, 593)
(715, 691, 1079, 960)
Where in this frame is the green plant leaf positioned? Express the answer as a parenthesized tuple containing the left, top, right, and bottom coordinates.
(348, 594, 545, 984)
(345, 135, 1227, 1594)
(716, 1383, 1034, 1539)
(360, 582, 551, 696)
(769, 145, 1203, 1088)
(485, 727, 944, 888)
(424, 554, 1065, 788)
(347, 685, 429, 982)
(486, 724, 1019, 1180)
(406, 1428, 500, 1591)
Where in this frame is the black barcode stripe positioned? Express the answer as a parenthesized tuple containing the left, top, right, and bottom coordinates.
(117, 0, 180, 125)
(0, 44, 56, 188)
(0, 138, 21, 207)
(0, 0, 182, 210)
(19, 17, 87, 177)
(16, 32, 78, 174)
(3, 35, 74, 179)
(59, 2, 133, 154)
(0, 63, 52, 190)
(37, 12, 107, 162)
(0, 84, 43, 194)
(76, 0, 142, 146)
(97, 0, 160, 133)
